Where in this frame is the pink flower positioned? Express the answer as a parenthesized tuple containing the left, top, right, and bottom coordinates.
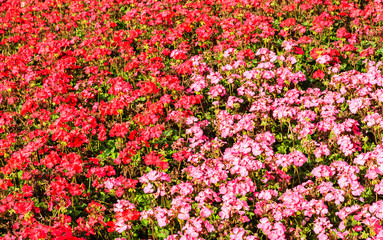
(286, 55, 297, 65)
(290, 150, 307, 167)
(375, 180, 383, 195)
(311, 165, 333, 178)
(256, 48, 270, 56)
(200, 207, 212, 218)
(222, 64, 233, 71)
(257, 62, 275, 69)
(224, 48, 235, 57)
(155, 207, 169, 227)
(115, 220, 128, 233)
(257, 218, 272, 232)
(204, 220, 215, 232)
(143, 183, 154, 193)
(104, 178, 118, 189)
(190, 74, 208, 92)
(275, 153, 292, 168)
(314, 143, 330, 158)
(337, 135, 355, 156)
(353, 225, 363, 232)
(282, 40, 296, 51)
(233, 60, 246, 68)
(178, 212, 189, 220)
(313, 217, 332, 234)
(262, 70, 275, 80)
(365, 167, 381, 180)
(316, 55, 331, 64)
(317, 233, 329, 240)
(207, 71, 223, 84)
(257, 190, 278, 200)
(348, 98, 370, 114)
(230, 228, 245, 240)
(364, 113, 383, 127)
(208, 84, 227, 98)
(227, 96, 244, 108)
(171, 182, 193, 196)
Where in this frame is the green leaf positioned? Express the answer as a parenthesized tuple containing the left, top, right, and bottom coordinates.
(156, 229, 169, 239)
(162, 130, 173, 138)
(18, 170, 23, 179)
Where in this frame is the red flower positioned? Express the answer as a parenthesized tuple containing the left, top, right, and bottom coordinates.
(280, 18, 296, 28)
(174, 95, 203, 110)
(294, 47, 304, 55)
(353, 125, 361, 136)
(124, 209, 140, 221)
(162, 48, 171, 56)
(138, 81, 159, 95)
(106, 221, 116, 233)
(109, 123, 130, 138)
(196, 27, 213, 41)
(313, 70, 325, 79)
(310, 47, 325, 60)
(144, 151, 168, 170)
(173, 150, 192, 162)
(128, 130, 137, 141)
(336, 27, 350, 39)
(98, 124, 107, 141)
(176, 60, 193, 75)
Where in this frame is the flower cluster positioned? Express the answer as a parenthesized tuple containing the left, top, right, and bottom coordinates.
(1, 0, 383, 239)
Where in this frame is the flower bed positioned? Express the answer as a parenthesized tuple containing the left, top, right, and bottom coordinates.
(1, 0, 383, 239)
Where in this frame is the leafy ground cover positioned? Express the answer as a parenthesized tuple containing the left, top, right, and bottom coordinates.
(1, 0, 383, 239)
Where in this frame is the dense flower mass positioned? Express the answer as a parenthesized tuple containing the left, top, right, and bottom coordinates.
(1, 0, 383, 239)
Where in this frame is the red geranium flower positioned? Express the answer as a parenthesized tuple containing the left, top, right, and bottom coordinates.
(313, 70, 325, 79)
